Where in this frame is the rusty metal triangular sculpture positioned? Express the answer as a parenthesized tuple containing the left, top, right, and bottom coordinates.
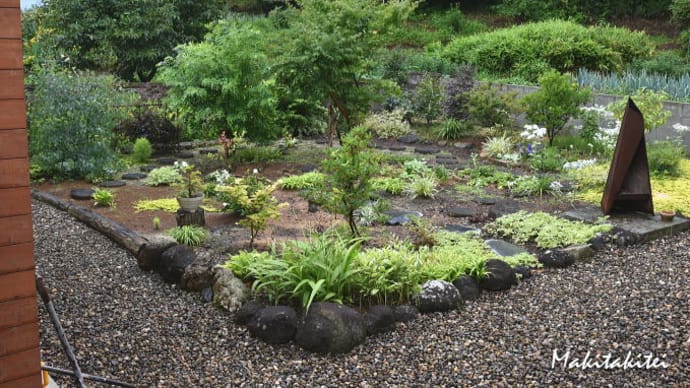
(601, 98, 654, 215)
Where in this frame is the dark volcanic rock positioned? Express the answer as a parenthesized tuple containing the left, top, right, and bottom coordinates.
(122, 172, 147, 180)
(538, 250, 575, 268)
(364, 305, 396, 335)
(235, 300, 265, 325)
(248, 306, 298, 345)
(452, 275, 480, 301)
(447, 207, 475, 218)
(414, 280, 464, 313)
(415, 146, 440, 154)
(140, 165, 158, 173)
(479, 259, 517, 291)
(70, 188, 94, 201)
(488, 200, 523, 220)
(295, 302, 366, 354)
(393, 305, 419, 323)
(99, 180, 126, 188)
(398, 134, 420, 144)
(158, 245, 196, 284)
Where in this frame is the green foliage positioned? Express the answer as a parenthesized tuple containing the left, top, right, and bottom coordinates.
(507, 175, 554, 197)
(523, 70, 592, 145)
(486, 211, 612, 249)
(173, 162, 204, 198)
(530, 147, 562, 172)
(167, 225, 208, 247)
(414, 73, 445, 125)
(228, 146, 283, 165)
(27, 72, 135, 182)
(363, 109, 412, 139)
(647, 141, 687, 176)
(577, 69, 690, 102)
(278, 172, 326, 191)
(135, 198, 221, 213)
(436, 118, 472, 140)
(322, 127, 380, 236)
(403, 173, 439, 199)
(153, 217, 161, 230)
(672, 0, 690, 25)
(132, 138, 153, 163)
(442, 21, 654, 80)
(371, 177, 405, 195)
(482, 134, 514, 159)
(353, 244, 423, 305)
(631, 51, 690, 78)
(356, 199, 391, 227)
(144, 166, 182, 186)
(157, 19, 281, 141)
(92, 188, 115, 207)
(40, 0, 227, 80)
(495, 0, 671, 22)
(466, 83, 521, 128)
(609, 89, 672, 132)
(216, 175, 286, 247)
(114, 109, 182, 155)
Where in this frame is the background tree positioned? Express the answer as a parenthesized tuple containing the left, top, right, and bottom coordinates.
(522, 70, 591, 146)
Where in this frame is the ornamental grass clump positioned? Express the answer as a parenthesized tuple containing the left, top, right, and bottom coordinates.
(485, 211, 612, 249)
(167, 225, 208, 247)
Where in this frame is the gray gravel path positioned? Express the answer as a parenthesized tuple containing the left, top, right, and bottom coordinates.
(33, 200, 689, 387)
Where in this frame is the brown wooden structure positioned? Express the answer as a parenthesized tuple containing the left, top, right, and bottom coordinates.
(601, 98, 654, 215)
(0, 1, 43, 386)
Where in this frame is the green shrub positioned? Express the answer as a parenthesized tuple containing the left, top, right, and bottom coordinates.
(507, 175, 554, 197)
(144, 166, 182, 186)
(647, 141, 687, 176)
(672, 0, 690, 25)
(403, 173, 438, 199)
(442, 21, 654, 79)
(609, 89, 671, 132)
(530, 147, 562, 172)
(371, 177, 405, 195)
(228, 146, 282, 165)
(413, 73, 445, 125)
(485, 210, 612, 249)
(353, 244, 423, 305)
(496, 0, 670, 23)
(27, 72, 136, 182)
(167, 225, 208, 247)
(363, 109, 411, 139)
(114, 109, 181, 154)
(436, 118, 472, 140)
(92, 188, 116, 207)
(523, 70, 592, 145)
(278, 172, 326, 191)
(577, 69, 690, 102)
(132, 138, 153, 163)
(322, 127, 380, 236)
(356, 199, 391, 227)
(466, 83, 521, 128)
(482, 134, 514, 159)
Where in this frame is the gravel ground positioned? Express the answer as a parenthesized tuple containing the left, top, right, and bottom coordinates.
(33, 200, 689, 387)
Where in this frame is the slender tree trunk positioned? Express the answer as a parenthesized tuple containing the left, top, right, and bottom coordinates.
(327, 99, 337, 147)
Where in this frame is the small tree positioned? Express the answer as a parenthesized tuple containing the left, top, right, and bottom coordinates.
(413, 73, 444, 126)
(522, 70, 591, 145)
(322, 126, 379, 236)
(609, 89, 672, 132)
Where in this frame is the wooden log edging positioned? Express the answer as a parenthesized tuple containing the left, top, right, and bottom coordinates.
(31, 189, 148, 257)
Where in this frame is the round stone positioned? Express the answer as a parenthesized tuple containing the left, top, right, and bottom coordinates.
(140, 165, 158, 173)
(157, 157, 176, 165)
(178, 151, 194, 159)
(122, 172, 147, 180)
(99, 180, 126, 188)
(70, 188, 94, 200)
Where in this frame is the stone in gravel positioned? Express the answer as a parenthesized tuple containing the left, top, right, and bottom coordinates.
(393, 305, 419, 323)
(479, 259, 517, 291)
(213, 267, 249, 312)
(415, 146, 440, 154)
(612, 227, 640, 247)
(177, 151, 194, 159)
(588, 234, 609, 250)
(140, 165, 158, 173)
(414, 280, 464, 313)
(158, 245, 196, 284)
(384, 210, 423, 226)
(485, 239, 527, 257)
(308, 201, 319, 213)
(157, 157, 176, 165)
(488, 200, 522, 220)
(561, 244, 594, 261)
(447, 207, 475, 218)
(122, 172, 147, 180)
(99, 180, 126, 188)
(388, 145, 407, 151)
(514, 266, 532, 280)
(476, 197, 497, 205)
(443, 225, 480, 234)
(137, 234, 178, 271)
(199, 148, 219, 155)
(248, 306, 298, 345)
(453, 142, 474, 149)
(201, 287, 213, 303)
(70, 188, 94, 200)
(538, 250, 575, 268)
(181, 264, 214, 292)
(452, 275, 480, 301)
(235, 300, 265, 325)
(364, 305, 396, 335)
(295, 302, 366, 354)
(398, 134, 419, 144)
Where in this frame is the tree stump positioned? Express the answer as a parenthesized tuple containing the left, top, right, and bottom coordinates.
(176, 208, 206, 227)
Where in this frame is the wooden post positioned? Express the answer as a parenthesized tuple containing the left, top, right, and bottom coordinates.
(0, 1, 43, 386)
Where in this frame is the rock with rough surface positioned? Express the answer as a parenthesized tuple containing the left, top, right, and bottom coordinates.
(235, 300, 265, 325)
(479, 259, 516, 291)
(248, 306, 298, 344)
(181, 264, 214, 292)
(538, 250, 575, 268)
(295, 302, 366, 354)
(158, 245, 195, 284)
(452, 275, 480, 301)
(212, 267, 249, 312)
(414, 280, 464, 313)
(137, 234, 178, 271)
(393, 305, 419, 322)
(364, 305, 396, 335)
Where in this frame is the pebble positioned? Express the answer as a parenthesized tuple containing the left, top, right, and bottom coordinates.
(33, 201, 690, 386)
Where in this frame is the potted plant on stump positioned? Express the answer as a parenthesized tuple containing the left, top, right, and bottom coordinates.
(174, 162, 205, 212)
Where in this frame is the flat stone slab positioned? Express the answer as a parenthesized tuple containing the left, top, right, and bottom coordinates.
(70, 188, 94, 201)
(447, 207, 475, 218)
(140, 165, 158, 172)
(488, 200, 523, 220)
(453, 142, 474, 150)
(199, 148, 219, 155)
(443, 225, 480, 234)
(560, 244, 594, 261)
(398, 134, 420, 144)
(99, 180, 126, 188)
(157, 157, 177, 165)
(122, 172, 147, 180)
(415, 146, 440, 154)
(388, 145, 407, 151)
(476, 197, 497, 205)
(563, 205, 690, 243)
(384, 210, 423, 226)
(177, 151, 194, 159)
(485, 239, 527, 257)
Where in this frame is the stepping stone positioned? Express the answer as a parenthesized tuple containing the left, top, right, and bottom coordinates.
(179, 141, 195, 150)
(384, 210, 423, 226)
(140, 165, 158, 173)
(447, 207, 475, 218)
(388, 145, 406, 151)
(443, 225, 480, 234)
(415, 146, 440, 154)
(398, 134, 419, 144)
(442, 164, 463, 171)
(476, 197, 497, 206)
(300, 164, 317, 173)
(453, 142, 474, 150)
(199, 148, 218, 155)
(177, 151, 194, 159)
(70, 188, 94, 201)
(122, 172, 147, 180)
(99, 180, 126, 188)
(437, 140, 448, 147)
(157, 157, 176, 165)
(485, 239, 527, 257)
(315, 139, 328, 145)
(488, 200, 523, 220)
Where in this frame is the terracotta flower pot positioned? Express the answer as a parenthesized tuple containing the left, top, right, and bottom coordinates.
(177, 194, 204, 212)
(659, 210, 675, 222)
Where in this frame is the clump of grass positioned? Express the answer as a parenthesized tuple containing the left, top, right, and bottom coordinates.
(167, 225, 208, 247)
